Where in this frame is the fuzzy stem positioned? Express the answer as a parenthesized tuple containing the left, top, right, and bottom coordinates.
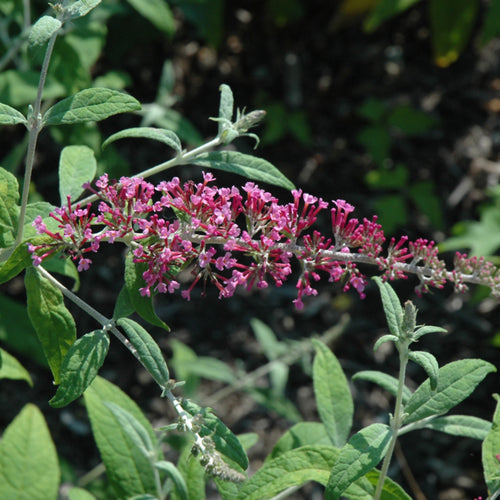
(373, 339, 410, 500)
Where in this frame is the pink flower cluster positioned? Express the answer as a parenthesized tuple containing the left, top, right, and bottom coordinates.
(28, 173, 500, 308)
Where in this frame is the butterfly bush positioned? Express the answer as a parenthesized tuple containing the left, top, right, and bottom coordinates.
(29, 172, 500, 308)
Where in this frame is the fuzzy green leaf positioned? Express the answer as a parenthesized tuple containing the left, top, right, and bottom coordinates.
(83, 376, 157, 498)
(67, 0, 102, 19)
(312, 339, 353, 447)
(0, 167, 20, 248)
(0, 404, 60, 500)
(413, 325, 447, 340)
(25, 267, 76, 384)
(414, 415, 492, 440)
(29, 16, 62, 46)
(325, 423, 393, 499)
(353, 370, 412, 404)
(181, 399, 249, 471)
(102, 126, 182, 152)
(104, 401, 155, 457)
(373, 334, 398, 352)
(408, 350, 439, 390)
(154, 461, 188, 500)
(68, 487, 98, 500)
(266, 422, 331, 462)
(403, 359, 496, 425)
(124, 253, 170, 330)
(364, 470, 412, 499)
(0, 103, 27, 125)
(59, 145, 97, 203)
(50, 329, 110, 407)
(483, 394, 500, 494)
(117, 317, 170, 387)
(217, 84, 234, 134)
(43, 88, 141, 126)
(192, 151, 295, 190)
(126, 0, 175, 35)
(0, 348, 33, 386)
(236, 445, 338, 500)
(373, 277, 403, 337)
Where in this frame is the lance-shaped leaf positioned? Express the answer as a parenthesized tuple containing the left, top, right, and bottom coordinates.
(124, 253, 169, 330)
(102, 126, 182, 153)
(0, 404, 60, 500)
(0, 240, 36, 284)
(483, 394, 500, 494)
(373, 277, 403, 338)
(403, 415, 492, 441)
(325, 423, 393, 499)
(117, 317, 170, 388)
(154, 461, 188, 500)
(43, 88, 141, 126)
(104, 401, 155, 458)
(0, 103, 27, 126)
(408, 350, 439, 390)
(59, 145, 97, 203)
(67, 0, 102, 19)
(126, 0, 175, 36)
(25, 267, 76, 384)
(216, 84, 234, 135)
(312, 339, 353, 447)
(403, 359, 496, 425)
(181, 399, 249, 471)
(84, 376, 157, 498)
(50, 329, 110, 408)
(353, 370, 412, 404)
(28, 15, 62, 46)
(0, 167, 20, 248)
(192, 151, 295, 190)
(0, 348, 33, 386)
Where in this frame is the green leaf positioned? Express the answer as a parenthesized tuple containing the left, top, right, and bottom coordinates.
(124, 253, 170, 330)
(181, 399, 249, 471)
(66, 0, 102, 19)
(0, 103, 27, 126)
(236, 445, 338, 500)
(0, 348, 33, 386)
(357, 126, 391, 167)
(0, 241, 34, 284)
(413, 325, 447, 340)
(266, 422, 331, 462)
(353, 370, 412, 404)
(479, 0, 500, 46)
(0, 167, 20, 248)
(154, 461, 188, 500)
(250, 317, 287, 360)
(25, 267, 77, 384)
(217, 84, 234, 135)
(364, 470, 412, 499)
(325, 423, 393, 499)
(28, 15, 62, 46)
(43, 88, 141, 126)
(387, 105, 437, 135)
(0, 404, 60, 500)
(429, 0, 479, 67)
(373, 334, 398, 352)
(49, 329, 110, 408)
(117, 317, 170, 387)
(59, 145, 97, 203)
(103, 401, 155, 457)
(182, 356, 236, 384)
(113, 285, 135, 319)
(408, 350, 439, 390)
(42, 256, 80, 292)
(364, 0, 421, 33)
(411, 415, 492, 440)
(403, 359, 496, 425)
(373, 277, 403, 338)
(83, 376, 157, 498)
(192, 151, 295, 190)
(102, 126, 182, 152)
(126, 0, 175, 36)
(68, 487, 98, 500)
(172, 444, 205, 500)
(312, 339, 353, 447)
(483, 394, 500, 494)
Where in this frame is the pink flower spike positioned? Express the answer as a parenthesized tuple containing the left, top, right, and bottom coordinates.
(32, 215, 47, 234)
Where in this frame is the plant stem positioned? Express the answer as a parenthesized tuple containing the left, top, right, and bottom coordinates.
(373, 340, 410, 500)
(15, 30, 59, 246)
(77, 136, 223, 206)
